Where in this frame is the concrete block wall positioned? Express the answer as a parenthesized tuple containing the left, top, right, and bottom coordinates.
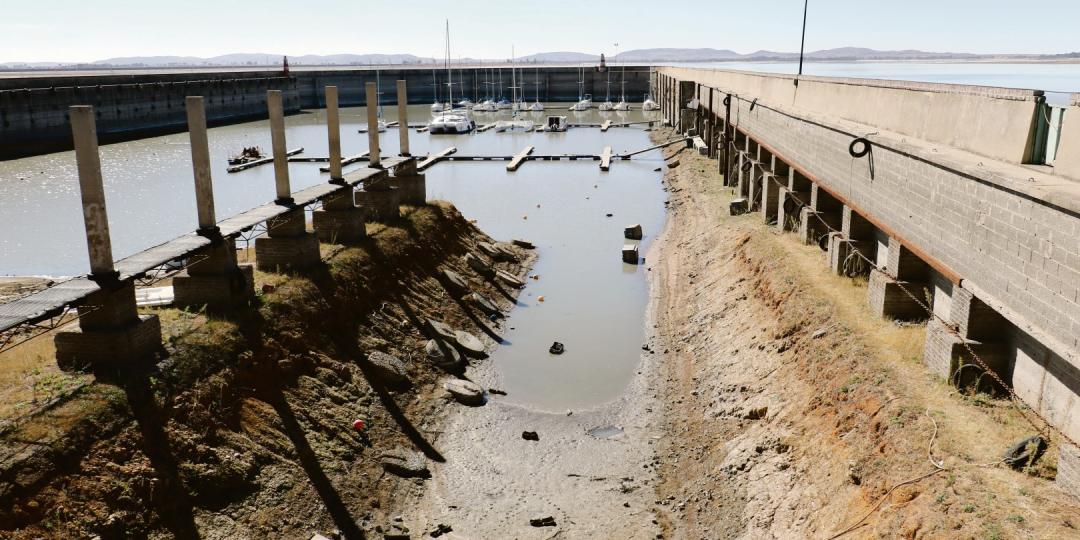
(658, 67, 1080, 491)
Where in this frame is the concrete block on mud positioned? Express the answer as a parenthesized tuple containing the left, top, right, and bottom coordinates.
(622, 244, 640, 264)
(867, 269, 930, 321)
(729, 198, 748, 216)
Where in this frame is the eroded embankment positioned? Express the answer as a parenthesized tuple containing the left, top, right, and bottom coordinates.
(647, 129, 1080, 539)
(0, 202, 533, 539)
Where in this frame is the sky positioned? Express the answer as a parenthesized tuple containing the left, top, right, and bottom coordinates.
(2, 0, 1078, 63)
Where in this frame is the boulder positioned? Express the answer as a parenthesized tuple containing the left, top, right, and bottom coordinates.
(425, 339, 462, 370)
(469, 292, 500, 316)
(477, 241, 500, 259)
(512, 238, 535, 249)
(426, 319, 458, 341)
(495, 269, 525, 288)
(442, 269, 469, 294)
(443, 378, 485, 405)
(380, 447, 429, 477)
(492, 242, 520, 262)
(366, 351, 409, 385)
(454, 330, 486, 358)
(464, 252, 492, 276)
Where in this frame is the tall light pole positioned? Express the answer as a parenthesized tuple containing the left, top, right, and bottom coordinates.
(796, 0, 809, 87)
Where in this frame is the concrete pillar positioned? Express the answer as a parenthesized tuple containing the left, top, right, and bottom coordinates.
(828, 206, 876, 277)
(747, 142, 762, 210)
(760, 154, 782, 224)
(312, 185, 367, 243)
(326, 86, 343, 181)
(355, 169, 401, 222)
(867, 238, 932, 321)
(267, 90, 291, 202)
(186, 97, 216, 232)
(923, 286, 1009, 392)
(366, 81, 381, 168)
(255, 208, 321, 272)
(798, 183, 842, 247)
(397, 80, 410, 156)
(54, 106, 162, 370)
(778, 168, 811, 232)
(389, 158, 426, 206)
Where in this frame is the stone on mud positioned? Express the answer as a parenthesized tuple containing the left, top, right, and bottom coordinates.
(454, 330, 486, 357)
(366, 351, 409, 385)
(477, 241, 500, 259)
(425, 339, 462, 370)
(427, 319, 458, 341)
(442, 269, 469, 294)
(729, 198, 748, 215)
(380, 446, 429, 478)
(492, 242, 520, 262)
(529, 516, 557, 527)
(495, 269, 525, 288)
(443, 378, 485, 405)
(469, 292, 500, 316)
(512, 238, 535, 249)
(464, 252, 493, 276)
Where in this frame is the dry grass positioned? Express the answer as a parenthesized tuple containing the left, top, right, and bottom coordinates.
(0, 328, 91, 423)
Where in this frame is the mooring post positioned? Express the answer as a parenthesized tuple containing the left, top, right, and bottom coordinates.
(54, 105, 162, 370)
(366, 81, 381, 168)
(397, 79, 410, 156)
(172, 96, 254, 311)
(326, 86, 343, 182)
(267, 90, 292, 202)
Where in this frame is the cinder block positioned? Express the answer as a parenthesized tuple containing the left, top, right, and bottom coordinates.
(828, 236, 874, 277)
(312, 208, 367, 243)
(390, 173, 427, 205)
(255, 234, 321, 272)
(867, 269, 930, 321)
(55, 314, 162, 371)
(355, 187, 401, 222)
(173, 264, 254, 311)
(923, 318, 1009, 391)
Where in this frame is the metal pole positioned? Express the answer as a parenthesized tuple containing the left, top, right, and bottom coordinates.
(185, 96, 217, 232)
(70, 105, 116, 277)
(397, 80, 410, 156)
(796, 0, 809, 86)
(267, 90, 292, 202)
(366, 82, 381, 168)
(326, 86, 343, 182)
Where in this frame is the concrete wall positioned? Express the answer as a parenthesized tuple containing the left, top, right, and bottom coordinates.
(0, 65, 650, 159)
(658, 66, 1080, 475)
(1053, 94, 1080, 179)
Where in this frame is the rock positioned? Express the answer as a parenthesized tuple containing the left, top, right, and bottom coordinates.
(495, 269, 525, 288)
(492, 242, 520, 262)
(469, 292, 501, 316)
(425, 339, 462, 370)
(529, 516, 556, 527)
(442, 269, 469, 293)
(429, 524, 453, 538)
(380, 447, 429, 478)
(477, 241, 500, 259)
(811, 328, 827, 339)
(653, 167, 662, 172)
(426, 319, 458, 341)
(512, 238, 535, 249)
(378, 522, 410, 539)
(454, 330, 486, 358)
(606, 213, 614, 217)
(488, 388, 508, 395)
(443, 378, 485, 405)
(729, 198, 748, 215)
(549, 342, 565, 355)
(744, 406, 768, 420)
(464, 252, 492, 276)
(624, 224, 643, 240)
(366, 351, 409, 385)
(311, 535, 333, 540)
(622, 244, 640, 264)
(1003, 435, 1048, 469)
(522, 431, 540, 441)
(666, 159, 680, 169)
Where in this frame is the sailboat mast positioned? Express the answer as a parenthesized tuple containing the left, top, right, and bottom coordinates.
(511, 46, 517, 105)
(445, 20, 453, 106)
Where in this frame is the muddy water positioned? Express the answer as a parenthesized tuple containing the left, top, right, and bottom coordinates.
(0, 104, 667, 410)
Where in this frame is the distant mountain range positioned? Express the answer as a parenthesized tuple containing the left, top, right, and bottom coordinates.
(2, 48, 1077, 69)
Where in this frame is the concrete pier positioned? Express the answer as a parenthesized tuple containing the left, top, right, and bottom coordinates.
(312, 86, 368, 243)
(172, 96, 255, 311)
(867, 238, 931, 321)
(256, 90, 321, 271)
(355, 81, 400, 220)
(54, 106, 162, 369)
(827, 206, 876, 277)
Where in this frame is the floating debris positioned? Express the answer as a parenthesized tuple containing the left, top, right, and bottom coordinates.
(549, 342, 565, 355)
(522, 431, 540, 441)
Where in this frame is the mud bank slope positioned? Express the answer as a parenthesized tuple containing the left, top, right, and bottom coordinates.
(647, 129, 1080, 539)
(0, 202, 534, 539)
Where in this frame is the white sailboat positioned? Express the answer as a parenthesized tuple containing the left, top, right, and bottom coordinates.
(569, 66, 592, 111)
(429, 20, 476, 134)
(598, 64, 614, 111)
(373, 68, 388, 131)
(430, 67, 445, 113)
(530, 67, 545, 112)
(614, 65, 630, 111)
(642, 92, 659, 111)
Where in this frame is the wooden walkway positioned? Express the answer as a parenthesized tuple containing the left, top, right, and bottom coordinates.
(506, 146, 535, 171)
(418, 147, 457, 171)
(318, 152, 370, 173)
(599, 146, 613, 171)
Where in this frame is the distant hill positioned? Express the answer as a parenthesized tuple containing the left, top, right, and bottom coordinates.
(2, 48, 1077, 70)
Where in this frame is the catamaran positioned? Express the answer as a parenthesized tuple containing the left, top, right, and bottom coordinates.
(429, 20, 476, 134)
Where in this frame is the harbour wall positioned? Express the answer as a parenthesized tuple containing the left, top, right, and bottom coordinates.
(0, 65, 650, 159)
(654, 66, 1080, 497)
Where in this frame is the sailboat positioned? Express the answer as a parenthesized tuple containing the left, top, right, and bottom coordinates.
(373, 68, 388, 131)
(569, 66, 592, 111)
(530, 67, 545, 112)
(510, 47, 526, 113)
(496, 68, 510, 110)
(430, 67, 445, 113)
(598, 64, 614, 111)
(429, 20, 476, 134)
(642, 92, 659, 111)
(614, 65, 630, 111)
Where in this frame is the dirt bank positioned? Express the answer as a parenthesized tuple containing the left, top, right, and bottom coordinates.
(0, 202, 534, 539)
(647, 129, 1080, 539)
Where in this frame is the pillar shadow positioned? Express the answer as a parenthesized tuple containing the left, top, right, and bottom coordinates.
(260, 383, 366, 540)
(118, 370, 201, 540)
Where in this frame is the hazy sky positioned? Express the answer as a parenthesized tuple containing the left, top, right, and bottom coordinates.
(2, 0, 1078, 63)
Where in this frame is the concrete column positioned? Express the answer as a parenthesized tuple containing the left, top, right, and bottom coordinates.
(778, 168, 811, 232)
(366, 81, 381, 168)
(798, 183, 842, 247)
(173, 97, 255, 311)
(267, 90, 291, 202)
(355, 169, 401, 221)
(867, 237, 932, 321)
(326, 86, 343, 181)
(828, 206, 876, 277)
(747, 142, 762, 210)
(255, 208, 321, 272)
(389, 158, 426, 206)
(923, 286, 1009, 391)
(760, 154, 781, 223)
(55, 105, 162, 370)
(397, 80, 410, 156)
(70, 106, 115, 277)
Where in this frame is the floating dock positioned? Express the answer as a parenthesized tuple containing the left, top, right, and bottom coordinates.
(226, 147, 304, 173)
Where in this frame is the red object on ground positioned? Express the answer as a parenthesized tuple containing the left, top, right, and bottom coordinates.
(352, 419, 366, 431)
